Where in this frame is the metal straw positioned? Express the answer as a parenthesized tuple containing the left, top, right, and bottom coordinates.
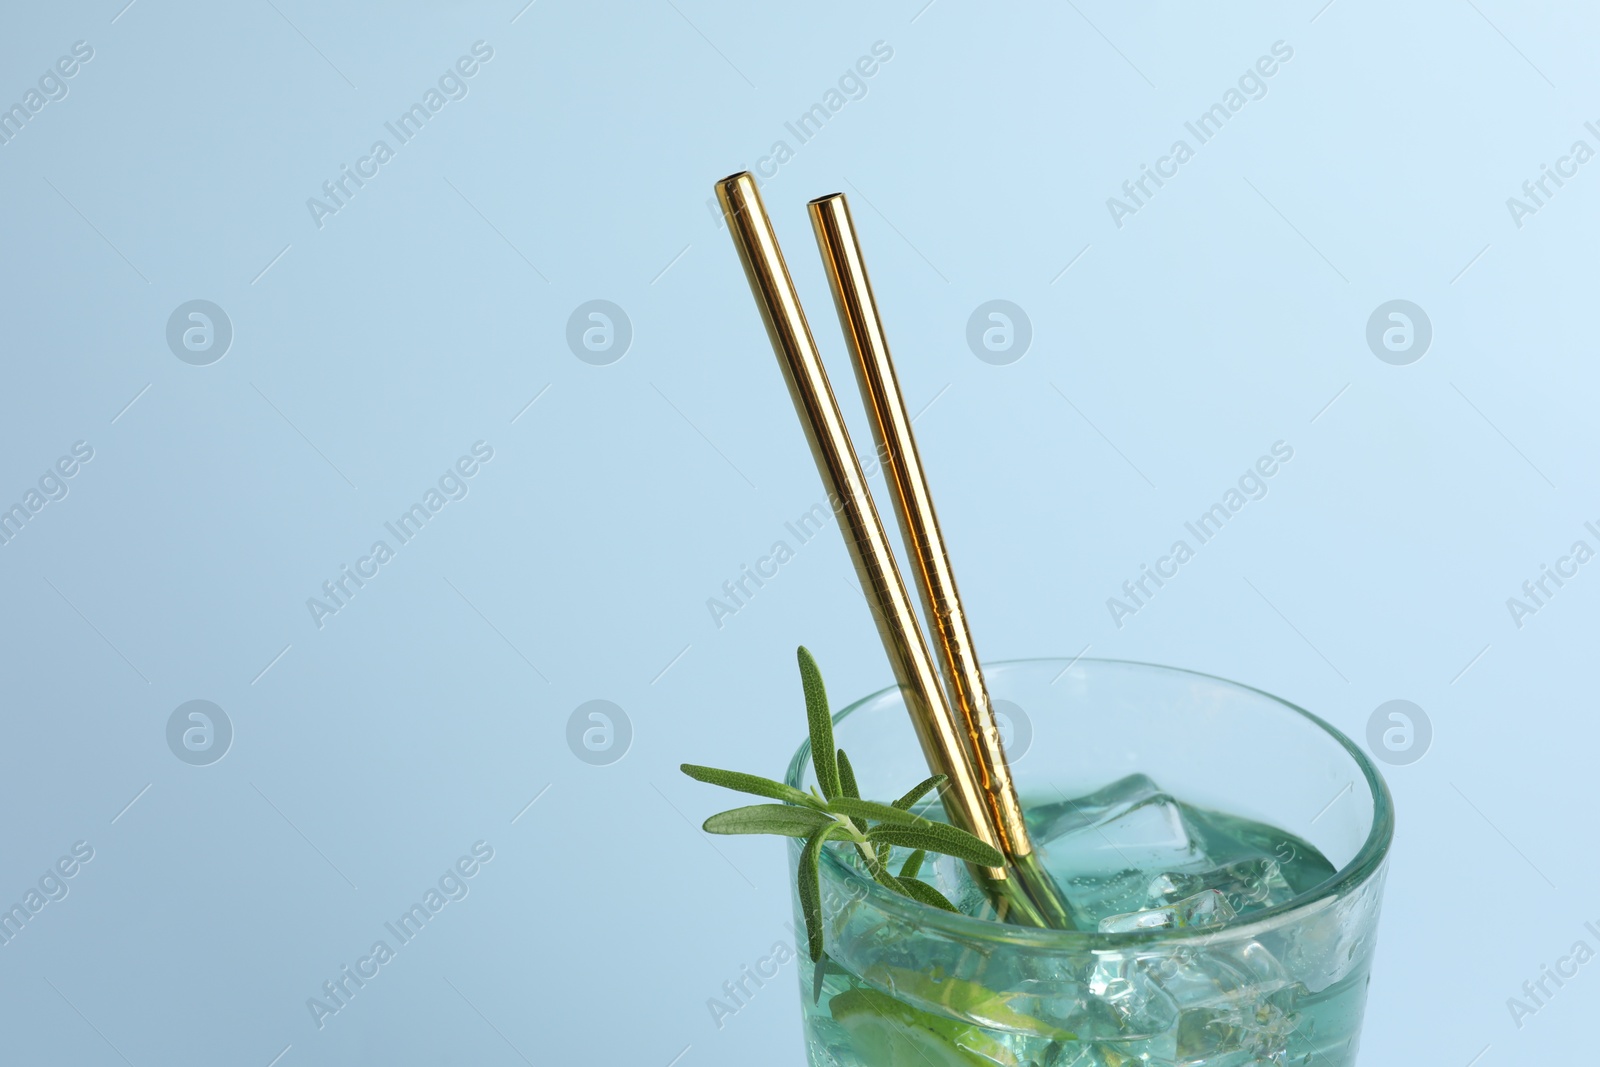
(809, 193, 1076, 929)
(715, 171, 1050, 927)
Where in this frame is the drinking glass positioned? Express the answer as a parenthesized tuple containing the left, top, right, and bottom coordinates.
(785, 658, 1393, 1067)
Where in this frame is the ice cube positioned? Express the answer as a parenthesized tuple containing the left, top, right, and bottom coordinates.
(1136, 940, 1299, 1064)
(1028, 775, 1206, 876)
(1147, 857, 1295, 914)
(1027, 775, 1213, 926)
(1087, 955, 1179, 1037)
(1079, 942, 1290, 1057)
(1142, 941, 1293, 1007)
(1098, 889, 1237, 934)
(1174, 994, 1300, 1065)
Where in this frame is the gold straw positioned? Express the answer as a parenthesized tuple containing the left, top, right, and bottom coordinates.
(715, 172, 1049, 927)
(808, 193, 1076, 929)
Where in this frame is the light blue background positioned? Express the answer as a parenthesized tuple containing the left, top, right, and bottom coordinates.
(1, 2, 1594, 1064)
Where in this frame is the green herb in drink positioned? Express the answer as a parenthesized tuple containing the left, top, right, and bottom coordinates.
(681, 646, 1003, 962)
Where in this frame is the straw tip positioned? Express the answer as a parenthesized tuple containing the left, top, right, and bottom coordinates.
(714, 172, 763, 223)
(715, 170, 757, 194)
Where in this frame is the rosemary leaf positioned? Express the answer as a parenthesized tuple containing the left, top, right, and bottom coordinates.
(892, 774, 947, 812)
(867, 823, 1004, 868)
(797, 647, 841, 800)
(704, 804, 834, 838)
(681, 763, 821, 808)
(798, 822, 845, 960)
(897, 876, 959, 912)
(898, 849, 927, 880)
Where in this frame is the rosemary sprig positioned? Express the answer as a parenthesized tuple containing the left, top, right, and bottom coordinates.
(682, 646, 1003, 961)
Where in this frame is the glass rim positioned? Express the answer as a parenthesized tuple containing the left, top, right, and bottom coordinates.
(784, 656, 1395, 948)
